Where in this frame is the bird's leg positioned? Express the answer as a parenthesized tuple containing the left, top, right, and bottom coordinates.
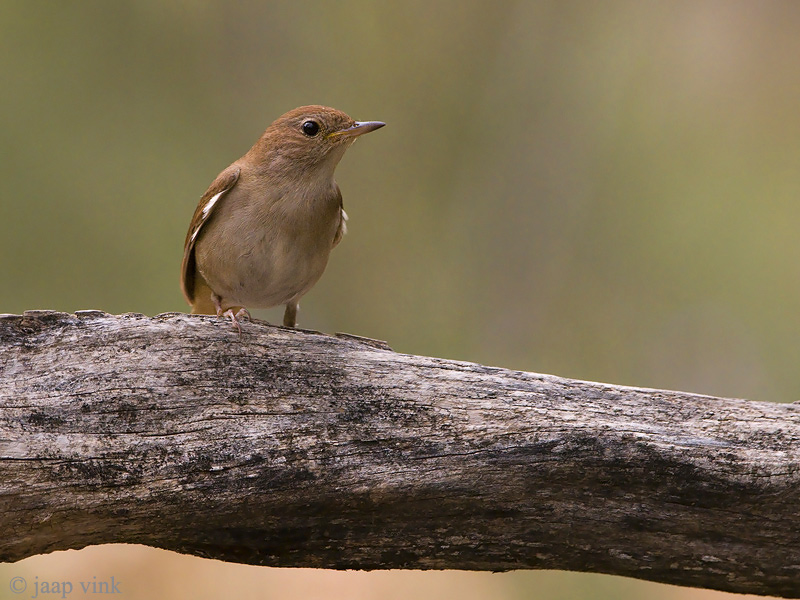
(212, 292, 249, 336)
(222, 309, 243, 336)
(283, 302, 298, 327)
(212, 292, 224, 315)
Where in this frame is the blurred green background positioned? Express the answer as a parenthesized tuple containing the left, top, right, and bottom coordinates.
(1, 1, 797, 598)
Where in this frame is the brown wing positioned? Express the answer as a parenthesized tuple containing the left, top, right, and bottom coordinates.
(332, 183, 347, 248)
(180, 166, 241, 305)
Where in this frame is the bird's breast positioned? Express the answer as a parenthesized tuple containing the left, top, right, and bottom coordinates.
(194, 182, 342, 310)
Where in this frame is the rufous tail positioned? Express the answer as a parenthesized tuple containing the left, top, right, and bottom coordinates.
(190, 278, 217, 315)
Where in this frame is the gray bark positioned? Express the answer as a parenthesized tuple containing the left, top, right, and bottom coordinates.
(1, 310, 799, 597)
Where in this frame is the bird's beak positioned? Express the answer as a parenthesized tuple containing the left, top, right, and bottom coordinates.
(329, 120, 386, 139)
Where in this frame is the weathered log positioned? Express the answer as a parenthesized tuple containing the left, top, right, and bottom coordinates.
(1, 310, 799, 597)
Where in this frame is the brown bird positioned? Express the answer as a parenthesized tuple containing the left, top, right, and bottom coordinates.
(180, 105, 385, 331)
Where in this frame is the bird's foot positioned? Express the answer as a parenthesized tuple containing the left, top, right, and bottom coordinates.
(212, 292, 251, 336)
(221, 308, 251, 337)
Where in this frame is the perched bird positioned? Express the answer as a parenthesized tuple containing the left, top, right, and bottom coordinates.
(180, 105, 385, 331)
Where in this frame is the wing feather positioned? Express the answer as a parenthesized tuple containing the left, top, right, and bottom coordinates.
(332, 183, 347, 248)
(180, 166, 241, 304)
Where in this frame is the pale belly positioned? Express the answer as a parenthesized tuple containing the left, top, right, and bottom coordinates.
(196, 223, 336, 310)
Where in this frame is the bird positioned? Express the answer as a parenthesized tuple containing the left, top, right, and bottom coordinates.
(180, 105, 385, 332)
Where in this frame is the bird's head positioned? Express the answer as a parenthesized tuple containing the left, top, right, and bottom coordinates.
(252, 105, 385, 179)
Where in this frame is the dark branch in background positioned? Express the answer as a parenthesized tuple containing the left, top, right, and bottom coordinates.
(1, 311, 800, 597)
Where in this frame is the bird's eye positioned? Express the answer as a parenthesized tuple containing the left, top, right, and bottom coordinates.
(302, 120, 320, 137)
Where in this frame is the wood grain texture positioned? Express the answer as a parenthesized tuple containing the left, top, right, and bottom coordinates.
(1, 310, 799, 597)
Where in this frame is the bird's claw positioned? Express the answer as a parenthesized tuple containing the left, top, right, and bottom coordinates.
(221, 308, 251, 337)
(212, 292, 251, 337)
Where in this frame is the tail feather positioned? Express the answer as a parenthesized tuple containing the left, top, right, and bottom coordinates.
(190, 277, 218, 315)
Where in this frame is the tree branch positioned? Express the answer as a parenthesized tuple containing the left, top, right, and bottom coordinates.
(1, 311, 799, 597)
